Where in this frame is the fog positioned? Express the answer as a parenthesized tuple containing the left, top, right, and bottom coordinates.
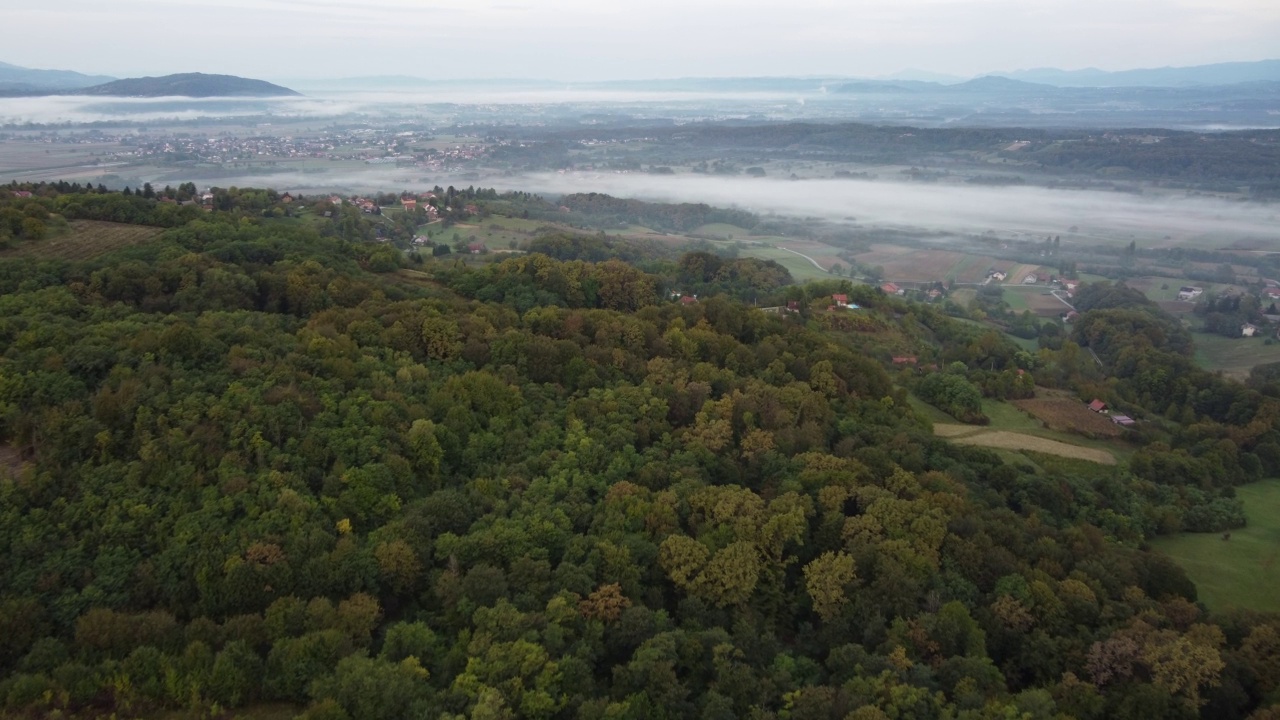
(136, 167, 1279, 248)
(0, 90, 816, 126)
(0, 96, 359, 125)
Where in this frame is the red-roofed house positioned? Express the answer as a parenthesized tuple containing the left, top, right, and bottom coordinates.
(402, 198, 418, 211)
(12, 191, 33, 198)
(680, 295, 698, 305)
(1088, 399, 1107, 413)
(881, 282, 903, 295)
(891, 356, 918, 365)
(832, 294, 849, 306)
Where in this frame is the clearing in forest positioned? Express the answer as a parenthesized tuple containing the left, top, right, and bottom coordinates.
(1153, 479, 1280, 613)
(2, 220, 164, 261)
(934, 424, 1117, 464)
(1013, 393, 1126, 439)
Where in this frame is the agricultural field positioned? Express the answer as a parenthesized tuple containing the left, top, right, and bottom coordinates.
(1152, 479, 1280, 613)
(1193, 331, 1280, 380)
(689, 223, 754, 239)
(1001, 285, 1072, 317)
(1013, 390, 1127, 439)
(738, 245, 832, 282)
(919, 395, 1127, 465)
(1, 220, 164, 261)
(846, 243, 1016, 285)
(933, 425, 1118, 465)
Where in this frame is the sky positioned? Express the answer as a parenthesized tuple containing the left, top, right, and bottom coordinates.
(4, 0, 1279, 81)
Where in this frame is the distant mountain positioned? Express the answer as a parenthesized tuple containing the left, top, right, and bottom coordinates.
(997, 59, 1280, 87)
(0, 60, 115, 92)
(77, 73, 300, 97)
(879, 68, 966, 84)
(946, 76, 1057, 93)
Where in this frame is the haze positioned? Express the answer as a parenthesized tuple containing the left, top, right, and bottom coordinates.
(6, 0, 1279, 82)
(140, 167, 1279, 249)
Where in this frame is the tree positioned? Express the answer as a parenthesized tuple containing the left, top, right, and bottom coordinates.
(803, 551, 857, 621)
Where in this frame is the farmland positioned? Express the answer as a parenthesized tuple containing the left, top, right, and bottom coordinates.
(933, 425, 1118, 465)
(1013, 391, 1128, 439)
(1152, 479, 1280, 613)
(1, 220, 164, 261)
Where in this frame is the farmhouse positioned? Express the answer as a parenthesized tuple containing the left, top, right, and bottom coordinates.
(1177, 286, 1203, 301)
(880, 282, 904, 295)
(280, 192, 294, 204)
(680, 295, 698, 305)
(1242, 323, 1259, 337)
(467, 242, 488, 254)
(12, 191, 33, 198)
(1110, 414, 1136, 427)
(1263, 287, 1280, 300)
(402, 198, 417, 211)
(1088, 399, 1108, 413)
(989, 271, 1008, 281)
(832, 294, 849, 306)
(786, 301, 802, 313)
(1023, 274, 1038, 285)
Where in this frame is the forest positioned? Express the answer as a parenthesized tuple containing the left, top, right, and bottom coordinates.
(0, 183, 1279, 720)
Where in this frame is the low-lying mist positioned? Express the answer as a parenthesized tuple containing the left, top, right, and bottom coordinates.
(150, 167, 1280, 249)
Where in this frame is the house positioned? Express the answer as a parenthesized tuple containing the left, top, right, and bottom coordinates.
(1177, 286, 1203, 301)
(926, 289, 942, 301)
(1110, 414, 1136, 427)
(467, 242, 487, 254)
(280, 192, 294, 204)
(786, 300, 802, 313)
(832, 294, 849, 307)
(1063, 310, 1080, 323)
(12, 190, 32, 198)
(1263, 287, 1280, 300)
(1242, 323, 1259, 337)
(1063, 281, 1078, 292)
(989, 271, 1008, 281)
(1088, 399, 1107, 413)
(880, 282, 904, 295)
(402, 198, 418, 211)
(1023, 274, 1038, 284)
(412, 235, 430, 246)
(891, 356, 918, 365)
(680, 295, 698, 305)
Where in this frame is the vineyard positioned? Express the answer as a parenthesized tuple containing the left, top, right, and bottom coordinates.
(1013, 394, 1128, 438)
(3, 220, 164, 261)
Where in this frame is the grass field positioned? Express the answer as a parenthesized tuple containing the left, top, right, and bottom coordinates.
(1, 220, 164, 261)
(1152, 479, 1280, 613)
(942, 427, 1118, 464)
(1193, 331, 1280, 380)
(921, 395, 1127, 465)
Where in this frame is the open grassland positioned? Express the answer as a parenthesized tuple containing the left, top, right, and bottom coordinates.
(1193, 332, 1280, 380)
(1013, 391, 1128, 439)
(1152, 479, 1280, 613)
(941, 427, 1118, 464)
(922, 395, 1127, 465)
(738, 245, 833, 282)
(1, 220, 164, 261)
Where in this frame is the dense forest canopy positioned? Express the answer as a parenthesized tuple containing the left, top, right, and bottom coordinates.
(0, 183, 1278, 720)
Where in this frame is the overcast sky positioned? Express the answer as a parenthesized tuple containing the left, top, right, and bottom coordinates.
(6, 0, 1279, 81)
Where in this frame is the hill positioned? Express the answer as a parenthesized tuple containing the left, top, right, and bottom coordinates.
(998, 58, 1280, 87)
(77, 72, 300, 97)
(0, 60, 114, 92)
